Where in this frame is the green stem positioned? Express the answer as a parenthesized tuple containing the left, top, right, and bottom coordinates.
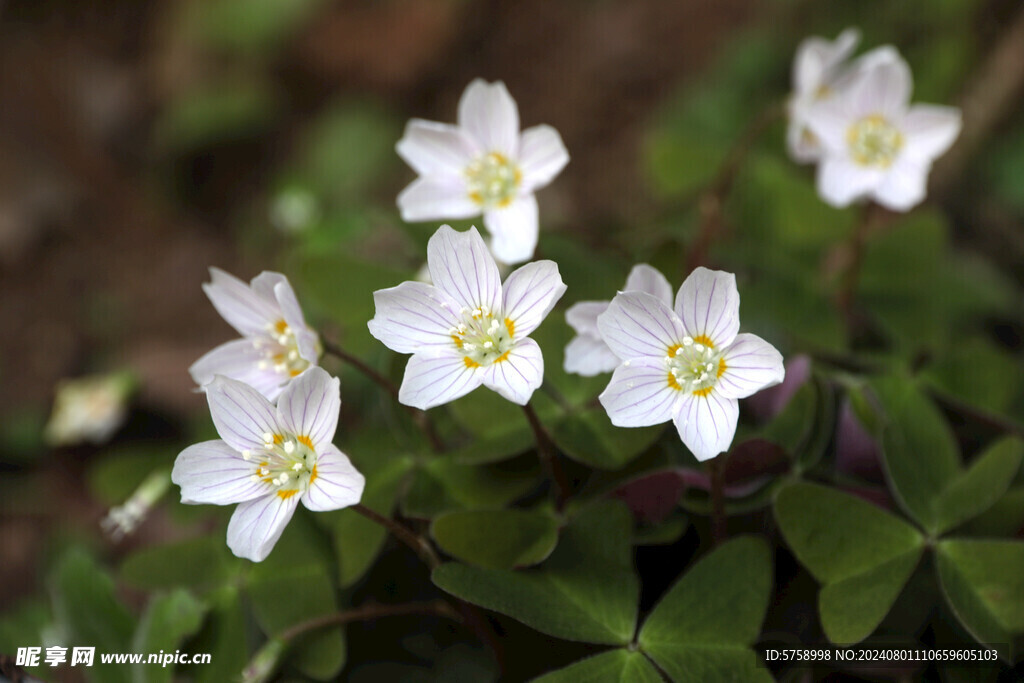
(352, 503, 441, 570)
(521, 402, 570, 511)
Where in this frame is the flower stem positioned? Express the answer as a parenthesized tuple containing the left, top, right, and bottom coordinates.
(521, 402, 570, 511)
(832, 202, 885, 329)
(278, 600, 459, 644)
(707, 457, 727, 546)
(352, 503, 441, 570)
(321, 338, 444, 452)
(688, 101, 785, 270)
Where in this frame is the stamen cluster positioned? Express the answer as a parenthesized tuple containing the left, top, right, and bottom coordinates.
(244, 432, 317, 493)
(846, 115, 903, 168)
(255, 320, 312, 378)
(665, 337, 725, 395)
(465, 152, 521, 209)
(448, 304, 514, 367)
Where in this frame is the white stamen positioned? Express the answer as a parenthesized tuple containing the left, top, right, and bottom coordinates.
(683, 337, 693, 346)
(292, 462, 303, 471)
(262, 432, 274, 443)
(284, 441, 295, 454)
(242, 449, 252, 461)
(483, 341, 493, 349)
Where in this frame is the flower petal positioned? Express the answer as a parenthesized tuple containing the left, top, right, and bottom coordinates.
(673, 392, 740, 462)
(484, 194, 539, 265)
(848, 56, 912, 119)
(397, 177, 479, 223)
(481, 337, 544, 405)
(368, 281, 461, 355)
(624, 264, 673, 305)
(564, 333, 619, 377)
(277, 367, 339, 452)
(901, 104, 962, 163)
(598, 291, 685, 362)
(792, 28, 859, 95)
(816, 157, 883, 208)
(518, 124, 569, 191)
(172, 440, 266, 505)
(399, 350, 484, 410)
(396, 119, 479, 177)
(565, 301, 608, 337)
(190, 339, 286, 399)
(302, 444, 365, 512)
(870, 159, 929, 212)
(674, 267, 740, 349)
(427, 225, 502, 313)
(203, 268, 279, 337)
(207, 375, 281, 453)
(502, 260, 566, 337)
(226, 493, 299, 562)
(599, 358, 681, 427)
(458, 79, 519, 156)
(716, 333, 786, 400)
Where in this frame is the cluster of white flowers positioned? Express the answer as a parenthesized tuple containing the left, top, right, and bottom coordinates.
(175, 272, 364, 562)
(173, 43, 963, 559)
(787, 28, 962, 211)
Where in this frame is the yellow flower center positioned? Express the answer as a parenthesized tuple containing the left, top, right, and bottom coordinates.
(246, 433, 319, 499)
(847, 114, 904, 168)
(448, 304, 515, 367)
(466, 152, 522, 209)
(665, 336, 727, 396)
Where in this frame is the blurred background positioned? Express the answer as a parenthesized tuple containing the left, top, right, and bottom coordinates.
(2, 0, 1024, 680)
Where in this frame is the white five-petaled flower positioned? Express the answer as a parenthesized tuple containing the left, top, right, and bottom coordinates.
(564, 264, 673, 377)
(190, 268, 321, 401)
(396, 79, 570, 265)
(803, 53, 962, 211)
(597, 267, 785, 462)
(788, 28, 901, 164)
(368, 224, 566, 409)
(172, 367, 364, 562)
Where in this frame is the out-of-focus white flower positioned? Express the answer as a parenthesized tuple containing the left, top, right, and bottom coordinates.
(597, 268, 785, 462)
(172, 368, 364, 562)
(101, 469, 171, 540)
(788, 28, 902, 164)
(396, 79, 569, 265)
(269, 186, 320, 234)
(44, 372, 134, 447)
(368, 225, 566, 409)
(803, 54, 961, 211)
(564, 264, 673, 377)
(190, 268, 320, 401)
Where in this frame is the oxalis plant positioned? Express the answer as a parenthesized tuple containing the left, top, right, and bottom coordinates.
(7, 19, 1024, 683)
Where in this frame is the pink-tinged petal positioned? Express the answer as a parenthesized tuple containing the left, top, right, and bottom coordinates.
(848, 56, 912, 119)
(844, 45, 901, 83)
(250, 271, 287, 304)
(484, 194, 538, 265)
(871, 160, 928, 212)
(293, 328, 320, 367)
(564, 334, 619, 377)
(673, 392, 740, 462)
(565, 301, 608, 336)
(624, 263, 673, 305)
(716, 333, 786, 400)
(598, 291, 685, 362)
(501, 260, 566, 337)
(674, 267, 740, 349)
(190, 339, 286, 399)
(901, 104, 961, 163)
(302, 444, 365, 511)
(368, 281, 461, 355)
(173, 440, 266, 505)
(207, 375, 281, 453)
(226, 494, 299, 562)
(399, 350, 484, 410)
(481, 337, 543, 405)
(396, 119, 479, 177)
(458, 79, 519, 156)
(277, 368, 339, 452)
(427, 225, 502, 313)
(397, 177, 479, 223)
(816, 157, 883, 208)
(269, 278, 319, 362)
(204, 268, 279, 337)
(599, 358, 681, 427)
(518, 124, 569, 191)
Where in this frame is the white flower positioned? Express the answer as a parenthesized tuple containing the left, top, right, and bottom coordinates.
(396, 79, 570, 265)
(190, 268, 321, 401)
(44, 372, 133, 446)
(788, 28, 902, 164)
(597, 268, 785, 462)
(803, 55, 962, 211)
(172, 367, 364, 562)
(368, 224, 566, 409)
(564, 264, 673, 377)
